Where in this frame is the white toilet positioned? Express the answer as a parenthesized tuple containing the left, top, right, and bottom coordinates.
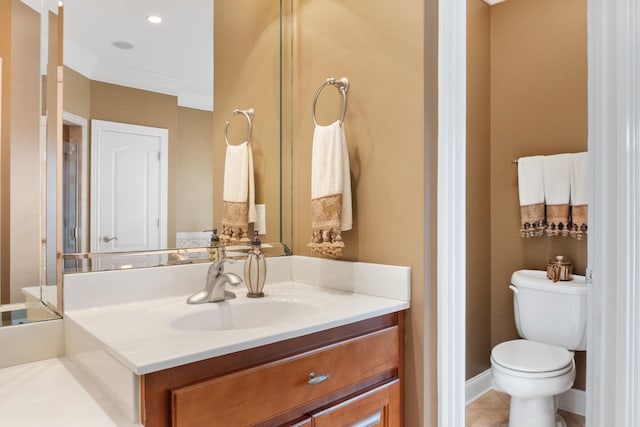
(491, 270, 587, 427)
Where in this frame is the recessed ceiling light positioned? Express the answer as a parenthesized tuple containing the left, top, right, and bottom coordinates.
(147, 15, 162, 24)
(112, 41, 134, 50)
(58, 1, 63, 6)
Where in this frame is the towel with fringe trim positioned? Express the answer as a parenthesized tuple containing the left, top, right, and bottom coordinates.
(220, 141, 256, 244)
(518, 155, 545, 237)
(569, 152, 588, 240)
(543, 153, 572, 236)
(308, 121, 352, 257)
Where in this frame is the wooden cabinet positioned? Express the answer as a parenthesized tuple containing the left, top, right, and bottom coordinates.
(141, 312, 404, 427)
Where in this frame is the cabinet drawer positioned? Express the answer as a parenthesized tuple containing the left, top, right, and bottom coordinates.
(171, 326, 399, 427)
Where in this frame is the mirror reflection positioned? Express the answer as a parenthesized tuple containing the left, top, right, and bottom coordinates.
(62, 0, 285, 269)
(0, 0, 61, 317)
(0, 0, 286, 322)
(63, 0, 214, 255)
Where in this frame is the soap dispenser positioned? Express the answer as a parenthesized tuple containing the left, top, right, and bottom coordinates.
(244, 231, 266, 298)
(208, 229, 225, 262)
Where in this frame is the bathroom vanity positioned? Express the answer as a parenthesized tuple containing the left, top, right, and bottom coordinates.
(62, 256, 410, 426)
(143, 312, 402, 426)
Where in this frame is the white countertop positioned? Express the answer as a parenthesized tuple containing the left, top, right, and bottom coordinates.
(0, 357, 138, 427)
(65, 281, 409, 375)
(0, 256, 411, 426)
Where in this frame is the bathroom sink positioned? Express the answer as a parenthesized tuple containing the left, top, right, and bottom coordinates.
(171, 300, 318, 331)
(139, 298, 320, 332)
(64, 281, 410, 374)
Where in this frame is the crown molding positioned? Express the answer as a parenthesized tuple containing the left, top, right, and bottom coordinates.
(63, 38, 213, 111)
(90, 61, 184, 97)
(63, 38, 98, 79)
(178, 92, 213, 112)
(19, 0, 55, 13)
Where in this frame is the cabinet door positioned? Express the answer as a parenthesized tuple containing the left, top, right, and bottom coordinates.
(311, 380, 400, 427)
(280, 417, 312, 427)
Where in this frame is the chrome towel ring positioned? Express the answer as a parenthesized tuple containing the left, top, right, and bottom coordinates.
(312, 77, 350, 126)
(224, 107, 254, 146)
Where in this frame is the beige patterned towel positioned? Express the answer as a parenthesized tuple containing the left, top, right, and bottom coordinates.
(220, 141, 256, 243)
(543, 153, 572, 236)
(518, 156, 545, 237)
(308, 121, 352, 257)
(569, 152, 588, 240)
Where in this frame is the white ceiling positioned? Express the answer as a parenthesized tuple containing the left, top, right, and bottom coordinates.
(63, 0, 214, 111)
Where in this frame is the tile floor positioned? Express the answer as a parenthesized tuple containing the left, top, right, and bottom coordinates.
(465, 390, 585, 427)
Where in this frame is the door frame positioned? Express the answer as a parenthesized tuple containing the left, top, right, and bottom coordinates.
(436, 0, 640, 426)
(90, 119, 168, 253)
(585, 0, 640, 425)
(436, 0, 466, 426)
(62, 111, 88, 254)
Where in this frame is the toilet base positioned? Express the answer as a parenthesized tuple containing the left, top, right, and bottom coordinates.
(508, 396, 566, 427)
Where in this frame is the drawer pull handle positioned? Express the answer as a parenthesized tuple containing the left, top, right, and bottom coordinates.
(307, 372, 330, 385)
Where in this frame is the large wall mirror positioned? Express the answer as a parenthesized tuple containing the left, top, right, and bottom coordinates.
(62, 0, 290, 271)
(0, 0, 62, 323)
(0, 0, 291, 325)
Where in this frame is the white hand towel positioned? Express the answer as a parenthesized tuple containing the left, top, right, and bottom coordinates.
(543, 153, 572, 236)
(517, 155, 545, 237)
(221, 141, 256, 243)
(569, 151, 588, 239)
(308, 121, 352, 257)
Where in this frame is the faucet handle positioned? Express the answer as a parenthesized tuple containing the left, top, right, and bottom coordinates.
(210, 258, 236, 275)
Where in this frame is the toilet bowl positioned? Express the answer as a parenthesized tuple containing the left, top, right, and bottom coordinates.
(491, 270, 587, 427)
(491, 340, 575, 427)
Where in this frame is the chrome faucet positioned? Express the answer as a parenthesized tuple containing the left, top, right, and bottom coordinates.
(187, 259, 243, 304)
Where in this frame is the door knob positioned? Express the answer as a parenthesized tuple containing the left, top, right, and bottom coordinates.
(102, 236, 117, 243)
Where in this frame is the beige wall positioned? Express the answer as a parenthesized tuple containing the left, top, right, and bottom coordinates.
(489, 0, 588, 389)
(289, 1, 429, 424)
(0, 0, 42, 303)
(0, 1, 9, 303)
(424, 1, 439, 425)
(176, 107, 213, 232)
(63, 67, 90, 119)
(466, 0, 493, 379)
(213, 1, 281, 244)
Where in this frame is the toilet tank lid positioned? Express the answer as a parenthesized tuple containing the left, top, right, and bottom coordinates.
(511, 270, 587, 295)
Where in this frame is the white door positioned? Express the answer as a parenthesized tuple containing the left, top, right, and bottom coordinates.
(90, 120, 168, 253)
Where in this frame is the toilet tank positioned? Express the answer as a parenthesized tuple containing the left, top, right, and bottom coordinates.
(511, 269, 587, 351)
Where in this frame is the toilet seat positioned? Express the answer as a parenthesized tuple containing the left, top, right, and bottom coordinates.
(491, 339, 574, 379)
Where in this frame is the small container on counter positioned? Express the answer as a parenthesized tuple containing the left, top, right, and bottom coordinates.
(547, 255, 573, 282)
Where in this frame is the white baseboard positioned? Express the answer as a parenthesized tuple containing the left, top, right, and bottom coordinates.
(465, 369, 586, 417)
(465, 369, 493, 405)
